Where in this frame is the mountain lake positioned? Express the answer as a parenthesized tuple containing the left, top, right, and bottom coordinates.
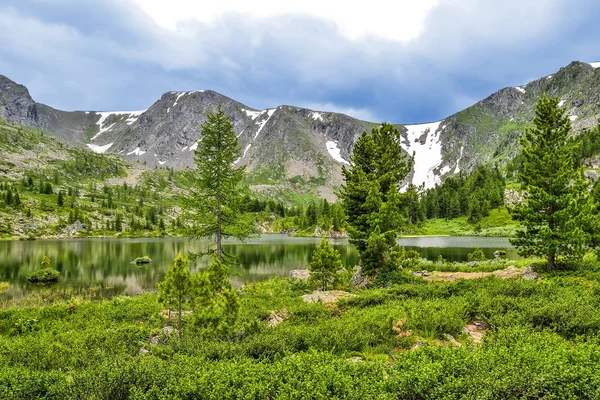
(0, 235, 519, 297)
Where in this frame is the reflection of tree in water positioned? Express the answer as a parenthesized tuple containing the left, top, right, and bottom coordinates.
(0, 237, 519, 297)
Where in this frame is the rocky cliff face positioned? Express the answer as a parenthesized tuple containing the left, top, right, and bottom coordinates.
(1, 60, 599, 201)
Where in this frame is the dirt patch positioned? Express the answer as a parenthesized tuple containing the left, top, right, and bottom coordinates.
(302, 290, 356, 304)
(423, 266, 539, 282)
(463, 319, 488, 343)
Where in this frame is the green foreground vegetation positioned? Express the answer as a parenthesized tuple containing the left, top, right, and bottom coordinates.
(3, 267, 600, 398)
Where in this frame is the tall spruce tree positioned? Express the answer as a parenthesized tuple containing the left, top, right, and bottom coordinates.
(187, 106, 254, 261)
(510, 95, 593, 269)
(339, 123, 413, 276)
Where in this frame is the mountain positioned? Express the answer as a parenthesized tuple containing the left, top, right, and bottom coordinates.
(1, 61, 599, 201)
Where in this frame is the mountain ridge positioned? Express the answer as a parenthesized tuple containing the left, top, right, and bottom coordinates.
(1, 60, 599, 201)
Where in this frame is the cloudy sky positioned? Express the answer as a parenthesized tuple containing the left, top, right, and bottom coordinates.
(1, 0, 599, 123)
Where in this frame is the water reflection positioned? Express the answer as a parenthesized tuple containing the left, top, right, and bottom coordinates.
(0, 235, 516, 297)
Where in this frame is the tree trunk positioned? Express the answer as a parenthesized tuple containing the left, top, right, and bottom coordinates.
(548, 252, 555, 270)
(177, 299, 182, 338)
(216, 213, 222, 262)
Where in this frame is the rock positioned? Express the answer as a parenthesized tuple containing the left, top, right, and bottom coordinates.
(289, 269, 311, 280)
(266, 308, 290, 327)
(522, 266, 539, 281)
(410, 340, 423, 351)
(139, 347, 149, 355)
(132, 256, 152, 264)
(312, 227, 348, 239)
(346, 356, 364, 364)
(161, 326, 175, 335)
(150, 326, 176, 345)
(584, 170, 599, 181)
(444, 333, 462, 347)
(412, 270, 430, 277)
(302, 290, 356, 304)
(63, 220, 88, 237)
(505, 265, 517, 271)
(350, 266, 368, 289)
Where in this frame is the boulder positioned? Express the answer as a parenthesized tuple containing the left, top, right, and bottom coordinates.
(289, 269, 311, 280)
(302, 290, 356, 304)
(266, 308, 290, 327)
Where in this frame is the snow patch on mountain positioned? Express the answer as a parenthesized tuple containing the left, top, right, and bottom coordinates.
(589, 62, 600, 68)
(92, 110, 146, 140)
(87, 142, 113, 154)
(125, 110, 146, 125)
(253, 109, 276, 140)
(127, 147, 146, 156)
(158, 160, 167, 166)
(570, 115, 578, 121)
(311, 112, 323, 121)
(325, 141, 350, 165)
(242, 109, 261, 120)
(190, 143, 198, 151)
(402, 121, 443, 189)
(235, 144, 252, 165)
(546, 75, 553, 79)
(172, 92, 187, 109)
(454, 146, 464, 174)
(514, 86, 526, 94)
(558, 99, 566, 107)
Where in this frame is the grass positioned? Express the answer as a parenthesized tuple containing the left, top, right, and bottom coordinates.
(409, 207, 519, 237)
(2, 264, 600, 398)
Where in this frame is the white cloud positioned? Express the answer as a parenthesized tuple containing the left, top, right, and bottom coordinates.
(131, 0, 440, 42)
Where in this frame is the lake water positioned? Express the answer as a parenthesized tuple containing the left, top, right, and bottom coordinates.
(0, 235, 517, 297)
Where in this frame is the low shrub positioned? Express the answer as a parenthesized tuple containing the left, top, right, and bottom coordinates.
(26, 268, 60, 284)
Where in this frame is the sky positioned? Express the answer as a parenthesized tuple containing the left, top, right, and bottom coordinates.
(1, 0, 599, 123)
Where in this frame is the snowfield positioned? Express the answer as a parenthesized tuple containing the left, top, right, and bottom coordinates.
(126, 147, 146, 156)
(454, 146, 464, 174)
(87, 143, 113, 154)
(311, 112, 324, 122)
(402, 121, 444, 189)
(254, 109, 276, 140)
(242, 109, 262, 120)
(589, 62, 600, 68)
(325, 141, 350, 165)
(91, 110, 146, 140)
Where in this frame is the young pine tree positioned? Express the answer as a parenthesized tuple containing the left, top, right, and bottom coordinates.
(308, 238, 343, 290)
(510, 95, 594, 269)
(339, 123, 412, 276)
(187, 106, 254, 261)
(157, 253, 198, 337)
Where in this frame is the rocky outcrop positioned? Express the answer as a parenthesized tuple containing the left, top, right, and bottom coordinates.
(289, 269, 311, 280)
(302, 290, 356, 303)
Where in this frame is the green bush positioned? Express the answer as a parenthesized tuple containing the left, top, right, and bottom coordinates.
(468, 246, 486, 261)
(26, 268, 60, 284)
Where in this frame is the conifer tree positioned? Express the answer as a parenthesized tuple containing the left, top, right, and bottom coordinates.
(339, 123, 412, 275)
(308, 238, 343, 290)
(187, 106, 254, 261)
(510, 95, 593, 269)
(57, 190, 65, 207)
(157, 253, 197, 337)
